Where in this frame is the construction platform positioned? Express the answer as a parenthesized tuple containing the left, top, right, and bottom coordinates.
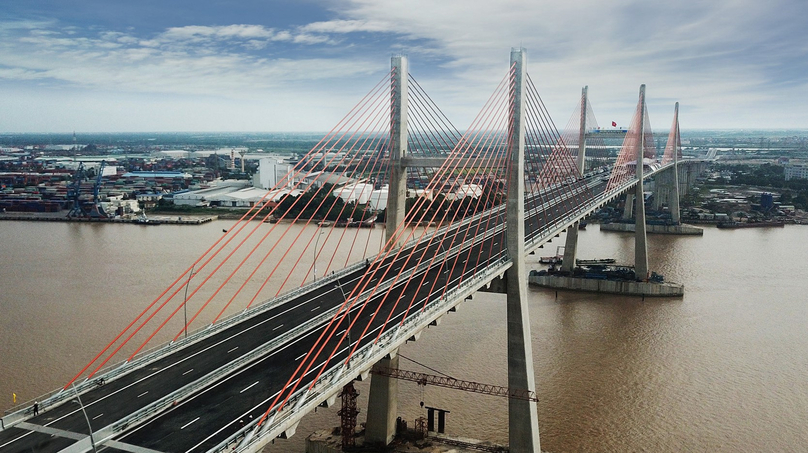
(529, 273, 684, 297)
(306, 428, 511, 453)
(599, 222, 703, 235)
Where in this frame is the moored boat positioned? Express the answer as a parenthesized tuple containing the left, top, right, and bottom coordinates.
(716, 220, 785, 229)
(576, 258, 616, 266)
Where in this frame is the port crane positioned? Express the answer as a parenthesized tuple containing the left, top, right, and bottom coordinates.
(66, 161, 108, 218)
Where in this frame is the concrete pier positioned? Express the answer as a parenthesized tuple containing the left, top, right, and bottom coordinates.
(622, 193, 634, 219)
(365, 354, 399, 445)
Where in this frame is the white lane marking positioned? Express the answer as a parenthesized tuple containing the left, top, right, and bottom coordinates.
(180, 417, 200, 430)
(137, 391, 149, 398)
(182, 369, 194, 376)
(272, 324, 284, 331)
(337, 329, 346, 336)
(227, 346, 238, 353)
(92, 413, 104, 420)
(310, 306, 320, 312)
(295, 352, 307, 361)
(239, 381, 260, 394)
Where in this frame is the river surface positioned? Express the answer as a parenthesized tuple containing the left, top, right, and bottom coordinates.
(1, 220, 807, 452)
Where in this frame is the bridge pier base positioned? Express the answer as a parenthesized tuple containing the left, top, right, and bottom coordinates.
(365, 352, 399, 446)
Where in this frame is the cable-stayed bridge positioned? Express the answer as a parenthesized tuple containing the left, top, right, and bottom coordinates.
(0, 49, 706, 453)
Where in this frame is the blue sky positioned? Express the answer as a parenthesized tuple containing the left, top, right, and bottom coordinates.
(1, 0, 807, 132)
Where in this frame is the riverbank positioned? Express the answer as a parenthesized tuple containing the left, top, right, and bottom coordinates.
(0, 211, 215, 225)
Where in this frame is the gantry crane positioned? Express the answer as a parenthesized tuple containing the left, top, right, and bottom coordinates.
(66, 161, 108, 218)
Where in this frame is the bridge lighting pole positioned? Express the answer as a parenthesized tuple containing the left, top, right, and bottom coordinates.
(183, 265, 195, 339)
(505, 47, 541, 453)
(71, 383, 97, 453)
(634, 85, 650, 280)
(313, 229, 325, 281)
(562, 86, 588, 273)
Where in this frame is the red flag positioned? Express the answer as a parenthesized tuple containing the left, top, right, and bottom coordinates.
(611, 121, 617, 127)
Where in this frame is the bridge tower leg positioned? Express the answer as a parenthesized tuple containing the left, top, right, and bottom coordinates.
(505, 48, 541, 453)
(670, 102, 682, 224)
(561, 86, 588, 274)
(385, 55, 408, 250)
(634, 85, 649, 280)
(365, 351, 399, 445)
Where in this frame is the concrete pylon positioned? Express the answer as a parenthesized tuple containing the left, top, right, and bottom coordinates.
(561, 86, 588, 273)
(505, 48, 541, 453)
(366, 55, 407, 448)
(386, 55, 408, 249)
(365, 352, 399, 445)
(670, 102, 682, 224)
(634, 85, 649, 280)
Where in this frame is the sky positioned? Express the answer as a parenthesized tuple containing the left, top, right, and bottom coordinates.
(1, 0, 807, 133)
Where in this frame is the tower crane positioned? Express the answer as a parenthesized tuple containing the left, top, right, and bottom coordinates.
(336, 365, 538, 449)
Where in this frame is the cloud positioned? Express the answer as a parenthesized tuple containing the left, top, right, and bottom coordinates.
(299, 19, 391, 34)
(324, 0, 808, 128)
(0, 0, 807, 131)
(0, 20, 378, 100)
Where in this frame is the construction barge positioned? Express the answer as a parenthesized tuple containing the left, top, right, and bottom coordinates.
(529, 264, 684, 297)
(716, 220, 785, 229)
(599, 221, 703, 235)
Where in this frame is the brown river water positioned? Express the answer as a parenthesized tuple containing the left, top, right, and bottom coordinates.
(1, 220, 807, 452)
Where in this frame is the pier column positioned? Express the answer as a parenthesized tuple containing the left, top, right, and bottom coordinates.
(687, 163, 697, 192)
(386, 55, 408, 249)
(505, 48, 541, 453)
(652, 176, 663, 211)
(634, 85, 649, 280)
(562, 86, 588, 274)
(622, 193, 634, 220)
(365, 352, 399, 445)
(670, 102, 682, 224)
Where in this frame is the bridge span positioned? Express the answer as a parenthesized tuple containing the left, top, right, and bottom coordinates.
(1, 50, 707, 453)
